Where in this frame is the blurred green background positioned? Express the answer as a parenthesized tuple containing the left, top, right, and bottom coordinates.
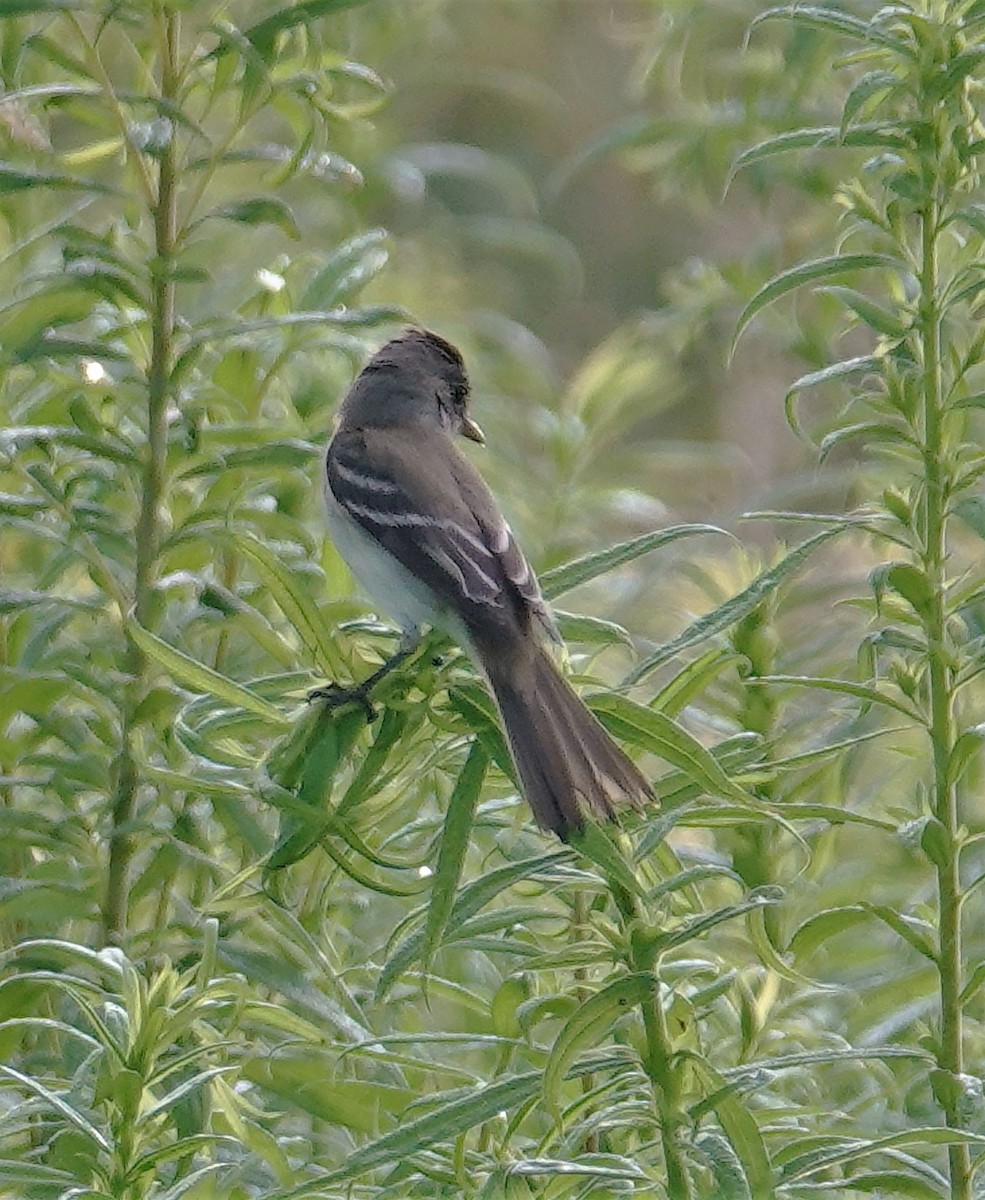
(4, 1, 981, 1196)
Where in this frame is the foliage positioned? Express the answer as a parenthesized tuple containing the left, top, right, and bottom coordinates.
(3, 2, 985, 1200)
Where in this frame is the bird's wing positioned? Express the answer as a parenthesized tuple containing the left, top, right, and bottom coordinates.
(326, 427, 556, 643)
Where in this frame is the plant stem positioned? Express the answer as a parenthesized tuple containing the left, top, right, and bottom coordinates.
(613, 885, 692, 1200)
(919, 188, 970, 1200)
(103, 7, 180, 944)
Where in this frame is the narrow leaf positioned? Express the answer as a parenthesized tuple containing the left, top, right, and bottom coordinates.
(276, 1070, 549, 1193)
(730, 124, 905, 182)
(421, 745, 488, 971)
(589, 693, 751, 804)
(242, 0, 375, 57)
(375, 851, 568, 1000)
(816, 285, 907, 337)
(301, 228, 390, 309)
(542, 974, 653, 1117)
(0, 1065, 109, 1150)
(231, 532, 345, 675)
(733, 254, 896, 354)
(690, 1059, 774, 1198)
(627, 528, 845, 683)
(540, 524, 725, 600)
(126, 621, 290, 729)
(751, 674, 920, 721)
(785, 355, 881, 437)
(209, 197, 300, 239)
(0, 162, 113, 194)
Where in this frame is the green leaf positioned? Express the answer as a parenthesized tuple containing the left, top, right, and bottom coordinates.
(800, 1172, 942, 1199)
(881, 561, 935, 619)
(276, 1070, 549, 1193)
(141, 1066, 237, 1121)
(553, 609, 632, 647)
(788, 902, 936, 962)
(375, 851, 568, 1000)
(865, 903, 937, 961)
(840, 70, 900, 133)
(490, 976, 529, 1039)
(690, 1060, 774, 1199)
(954, 494, 985, 538)
(782, 1128, 985, 1183)
(0, 1162, 76, 1188)
(242, 0, 376, 59)
(658, 889, 783, 954)
(0, 0, 84, 12)
(505, 1156, 647, 1181)
(750, 5, 909, 53)
(301, 228, 390, 309)
(0, 1065, 110, 1150)
(787, 905, 872, 960)
(652, 648, 740, 717)
(733, 254, 897, 354)
(209, 197, 300, 239)
(588, 693, 751, 804)
(126, 621, 290, 729)
(336, 705, 409, 815)
(751, 674, 920, 721)
(540, 524, 725, 600)
(542, 973, 653, 1118)
(819, 421, 914, 460)
(447, 681, 513, 778)
(231, 532, 345, 676)
(960, 961, 985, 1006)
(421, 745, 488, 972)
(243, 1055, 410, 1133)
(784, 355, 882, 436)
(568, 822, 648, 902)
(266, 708, 366, 871)
(816, 285, 907, 337)
(627, 528, 846, 683)
(948, 725, 985, 788)
(180, 437, 317, 477)
(729, 124, 905, 182)
(0, 163, 113, 194)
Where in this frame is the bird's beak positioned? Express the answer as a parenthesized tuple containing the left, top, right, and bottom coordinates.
(461, 416, 485, 444)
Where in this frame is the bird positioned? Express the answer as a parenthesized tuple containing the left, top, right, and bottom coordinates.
(317, 327, 652, 841)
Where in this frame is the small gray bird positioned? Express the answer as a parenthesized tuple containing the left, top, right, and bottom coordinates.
(321, 328, 652, 840)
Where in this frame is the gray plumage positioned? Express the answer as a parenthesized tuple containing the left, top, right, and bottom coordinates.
(324, 328, 652, 840)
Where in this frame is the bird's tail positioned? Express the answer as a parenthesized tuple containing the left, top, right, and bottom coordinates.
(481, 642, 652, 840)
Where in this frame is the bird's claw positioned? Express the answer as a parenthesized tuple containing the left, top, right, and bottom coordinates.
(307, 682, 376, 722)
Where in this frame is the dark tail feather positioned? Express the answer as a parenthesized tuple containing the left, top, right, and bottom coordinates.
(482, 643, 652, 841)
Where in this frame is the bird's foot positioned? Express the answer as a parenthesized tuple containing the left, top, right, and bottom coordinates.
(307, 681, 376, 722)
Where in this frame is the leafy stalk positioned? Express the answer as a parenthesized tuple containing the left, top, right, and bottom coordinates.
(736, 5, 985, 1196)
(599, 868, 692, 1198)
(918, 112, 970, 1200)
(104, 7, 181, 943)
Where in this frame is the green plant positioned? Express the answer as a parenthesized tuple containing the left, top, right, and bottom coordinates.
(13, 1, 985, 1198)
(0, 0, 391, 950)
(729, 3, 985, 1196)
(0, 925, 291, 1199)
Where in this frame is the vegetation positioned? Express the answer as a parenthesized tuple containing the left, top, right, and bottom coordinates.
(2, 1, 985, 1198)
